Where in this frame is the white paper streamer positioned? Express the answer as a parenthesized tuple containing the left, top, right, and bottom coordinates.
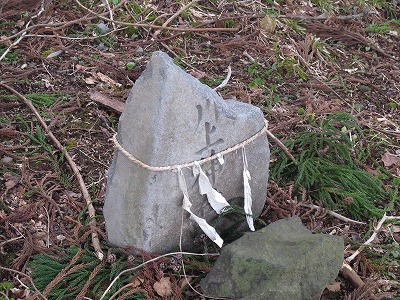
(193, 162, 230, 214)
(242, 147, 255, 231)
(177, 168, 223, 247)
(216, 153, 224, 165)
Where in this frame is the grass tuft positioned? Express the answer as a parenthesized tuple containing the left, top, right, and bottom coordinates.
(270, 112, 395, 219)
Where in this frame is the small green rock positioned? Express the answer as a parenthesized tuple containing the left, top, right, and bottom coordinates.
(358, 85, 371, 92)
(201, 217, 344, 300)
(126, 62, 136, 70)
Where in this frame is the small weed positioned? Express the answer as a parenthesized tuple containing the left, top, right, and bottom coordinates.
(247, 58, 306, 107)
(223, 19, 236, 28)
(181, 10, 191, 20)
(58, 172, 73, 188)
(311, 0, 335, 12)
(126, 61, 136, 70)
(18, 122, 71, 188)
(0, 282, 13, 292)
(0, 47, 20, 63)
(200, 75, 225, 87)
(0, 282, 13, 300)
(365, 20, 400, 34)
(90, 24, 117, 49)
(281, 18, 305, 35)
(0, 116, 10, 124)
(123, 26, 144, 39)
(3, 92, 68, 108)
(41, 48, 57, 58)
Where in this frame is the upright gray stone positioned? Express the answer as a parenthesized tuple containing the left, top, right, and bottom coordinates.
(200, 217, 344, 300)
(104, 51, 270, 253)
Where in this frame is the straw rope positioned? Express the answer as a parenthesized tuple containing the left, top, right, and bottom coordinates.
(112, 119, 269, 172)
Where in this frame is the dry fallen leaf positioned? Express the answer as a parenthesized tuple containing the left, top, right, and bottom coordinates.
(3, 172, 19, 192)
(190, 70, 206, 79)
(381, 152, 400, 167)
(153, 277, 173, 297)
(11, 287, 30, 298)
(33, 231, 48, 248)
(84, 77, 97, 85)
(76, 64, 93, 71)
(96, 72, 122, 87)
(180, 276, 192, 288)
(325, 281, 341, 292)
(132, 277, 144, 288)
(260, 15, 276, 34)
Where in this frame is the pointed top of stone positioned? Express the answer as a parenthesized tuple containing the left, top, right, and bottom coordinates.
(118, 51, 264, 167)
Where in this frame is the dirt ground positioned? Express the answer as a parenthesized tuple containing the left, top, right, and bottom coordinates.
(1, 0, 400, 299)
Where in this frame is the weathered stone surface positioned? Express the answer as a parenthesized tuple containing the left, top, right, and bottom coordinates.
(104, 51, 269, 253)
(200, 216, 344, 300)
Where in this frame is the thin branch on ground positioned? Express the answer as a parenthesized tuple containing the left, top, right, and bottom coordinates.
(266, 129, 298, 164)
(360, 122, 400, 139)
(280, 9, 373, 21)
(24, 26, 129, 40)
(0, 235, 24, 246)
(0, 82, 104, 261)
(346, 213, 400, 263)
(0, 266, 46, 300)
(104, 0, 116, 30)
(312, 76, 354, 110)
(214, 66, 232, 91)
(298, 203, 366, 225)
(340, 261, 365, 288)
(108, 282, 137, 300)
(99, 251, 220, 300)
(153, 0, 200, 37)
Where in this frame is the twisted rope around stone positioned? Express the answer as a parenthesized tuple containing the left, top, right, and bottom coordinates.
(112, 119, 269, 172)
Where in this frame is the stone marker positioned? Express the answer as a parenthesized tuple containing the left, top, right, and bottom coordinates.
(200, 216, 344, 300)
(104, 51, 270, 253)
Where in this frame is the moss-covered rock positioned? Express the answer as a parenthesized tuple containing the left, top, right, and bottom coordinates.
(201, 216, 343, 300)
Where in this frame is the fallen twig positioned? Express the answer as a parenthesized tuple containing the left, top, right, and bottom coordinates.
(280, 9, 373, 21)
(360, 122, 400, 139)
(0, 82, 104, 261)
(311, 76, 354, 110)
(214, 66, 232, 91)
(340, 261, 365, 288)
(346, 213, 400, 263)
(104, 0, 116, 31)
(265, 129, 298, 164)
(153, 0, 200, 37)
(298, 203, 366, 225)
